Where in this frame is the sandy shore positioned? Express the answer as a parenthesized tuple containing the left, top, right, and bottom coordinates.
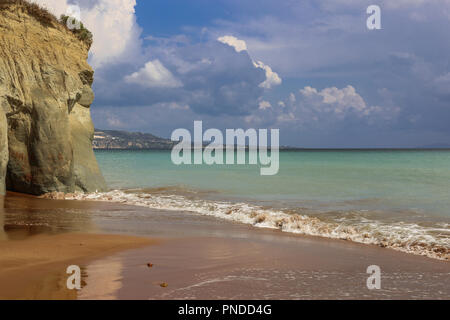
(0, 193, 155, 300)
(0, 232, 154, 299)
(96, 236, 450, 300)
(1, 193, 449, 300)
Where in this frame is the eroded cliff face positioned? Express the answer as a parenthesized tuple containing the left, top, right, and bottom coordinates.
(0, 109, 7, 195)
(0, 3, 106, 195)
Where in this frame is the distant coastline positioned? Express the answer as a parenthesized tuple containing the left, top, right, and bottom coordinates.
(93, 129, 176, 150)
(93, 129, 450, 151)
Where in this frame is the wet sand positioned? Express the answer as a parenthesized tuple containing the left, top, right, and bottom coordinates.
(0, 194, 155, 300)
(1, 193, 449, 300)
(0, 232, 155, 299)
(96, 236, 450, 300)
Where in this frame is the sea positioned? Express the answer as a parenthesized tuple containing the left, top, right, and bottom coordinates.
(68, 150, 450, 260)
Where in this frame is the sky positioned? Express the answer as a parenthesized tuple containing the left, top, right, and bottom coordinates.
(34, 0, 450, 147)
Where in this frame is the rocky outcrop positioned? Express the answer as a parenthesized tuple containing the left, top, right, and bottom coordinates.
(0, 2, 106, 195)
(0, 108, 7, 195)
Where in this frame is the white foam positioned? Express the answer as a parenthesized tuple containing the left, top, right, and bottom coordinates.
(61, 190, 449, 261)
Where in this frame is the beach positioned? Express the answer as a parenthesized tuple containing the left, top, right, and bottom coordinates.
(90, 150, 450, 261)
(1, 192, 449, 300)
(1, 0, 449, 304)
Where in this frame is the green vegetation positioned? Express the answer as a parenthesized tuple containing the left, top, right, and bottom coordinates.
(59, 15, 93, 48)
(0, 0, 56, 26)
(0, 0, 93, 47)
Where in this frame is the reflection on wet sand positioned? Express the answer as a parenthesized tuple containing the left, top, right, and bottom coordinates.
(78, 255, 124, 300)
(102, 236, 450, 300)
(3, 192, 99, 238)
(0, 193, 155, 300)
(0, 196, 6, 240)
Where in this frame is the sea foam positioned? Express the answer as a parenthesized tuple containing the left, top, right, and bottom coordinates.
(55, 190, 449, 261)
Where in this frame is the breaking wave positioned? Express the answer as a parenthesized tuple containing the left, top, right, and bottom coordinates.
(49, 190, 449, 261)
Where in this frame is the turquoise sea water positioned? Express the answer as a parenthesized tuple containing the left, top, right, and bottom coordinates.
(95, 150, 450, 216)
(85, 150, 450, 259)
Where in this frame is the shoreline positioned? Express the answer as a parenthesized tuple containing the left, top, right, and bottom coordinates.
(49, 190, 450, 261)
(1, 192, 449, 299)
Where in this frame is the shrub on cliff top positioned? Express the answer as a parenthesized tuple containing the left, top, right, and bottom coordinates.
(0, 0, 93, 47)
(59, 15, 93, 48)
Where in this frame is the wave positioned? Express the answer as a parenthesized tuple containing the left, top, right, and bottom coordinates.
(47, 190, 449, 261)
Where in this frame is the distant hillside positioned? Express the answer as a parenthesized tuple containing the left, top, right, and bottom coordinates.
(93, 130, 450, 151)
(93, 129, 175, 150)
(93, 129, 296, 150)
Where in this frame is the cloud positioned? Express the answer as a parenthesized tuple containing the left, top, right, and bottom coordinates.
(178, 41, 266, 115)
(93, 38, 267, 116)
(433, 72, 450, 97)
(36, 0, 450, 147)
(32, 0, 68, 15)
(33, 0, 142, 68)
(258, 100, 272, 110)
(105, 113, 125, 128)
(217, 35, 248, 52)
(79, 0, 142, 68)
(217, 35, 282, 89)
(300, 85, 368, 116)
(253, 60, 282, 89)
(125, 60, 182, 88)
(298, 85, 400, 121)
(247, 85, 400, 130)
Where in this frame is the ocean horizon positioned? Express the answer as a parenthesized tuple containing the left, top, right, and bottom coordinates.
(2, 0, 450, 302)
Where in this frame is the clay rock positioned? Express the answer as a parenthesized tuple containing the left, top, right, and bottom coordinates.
(0, 4, 107, 195)
(0, 108, 7, 196)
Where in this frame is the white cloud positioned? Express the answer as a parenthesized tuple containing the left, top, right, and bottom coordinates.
(253, 60, 282, 89)
(248, 85, 400, 128)
(81, 0, 141, 68)
(165, 102, 190, 110)
(300, 85, 367, 115)
(93, 110, 125, 128)
(296, 85, 402, 123)
(289, 93, 296, 103)
(258, 100, 272, 110)
(33, 0, 142, 68)
(31, 0, 68, 16)
(297, 85, 400, 122)
(124, 60, 183, 88)
(217, 35, 248, 52)
(218, 35, 282, 89)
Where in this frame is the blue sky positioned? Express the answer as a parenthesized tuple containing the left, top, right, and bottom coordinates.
(38, 0, 450, 147)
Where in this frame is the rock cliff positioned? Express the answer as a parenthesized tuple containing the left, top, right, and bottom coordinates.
(0, 109, 7, 195)
(0, 1, 106, 195)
